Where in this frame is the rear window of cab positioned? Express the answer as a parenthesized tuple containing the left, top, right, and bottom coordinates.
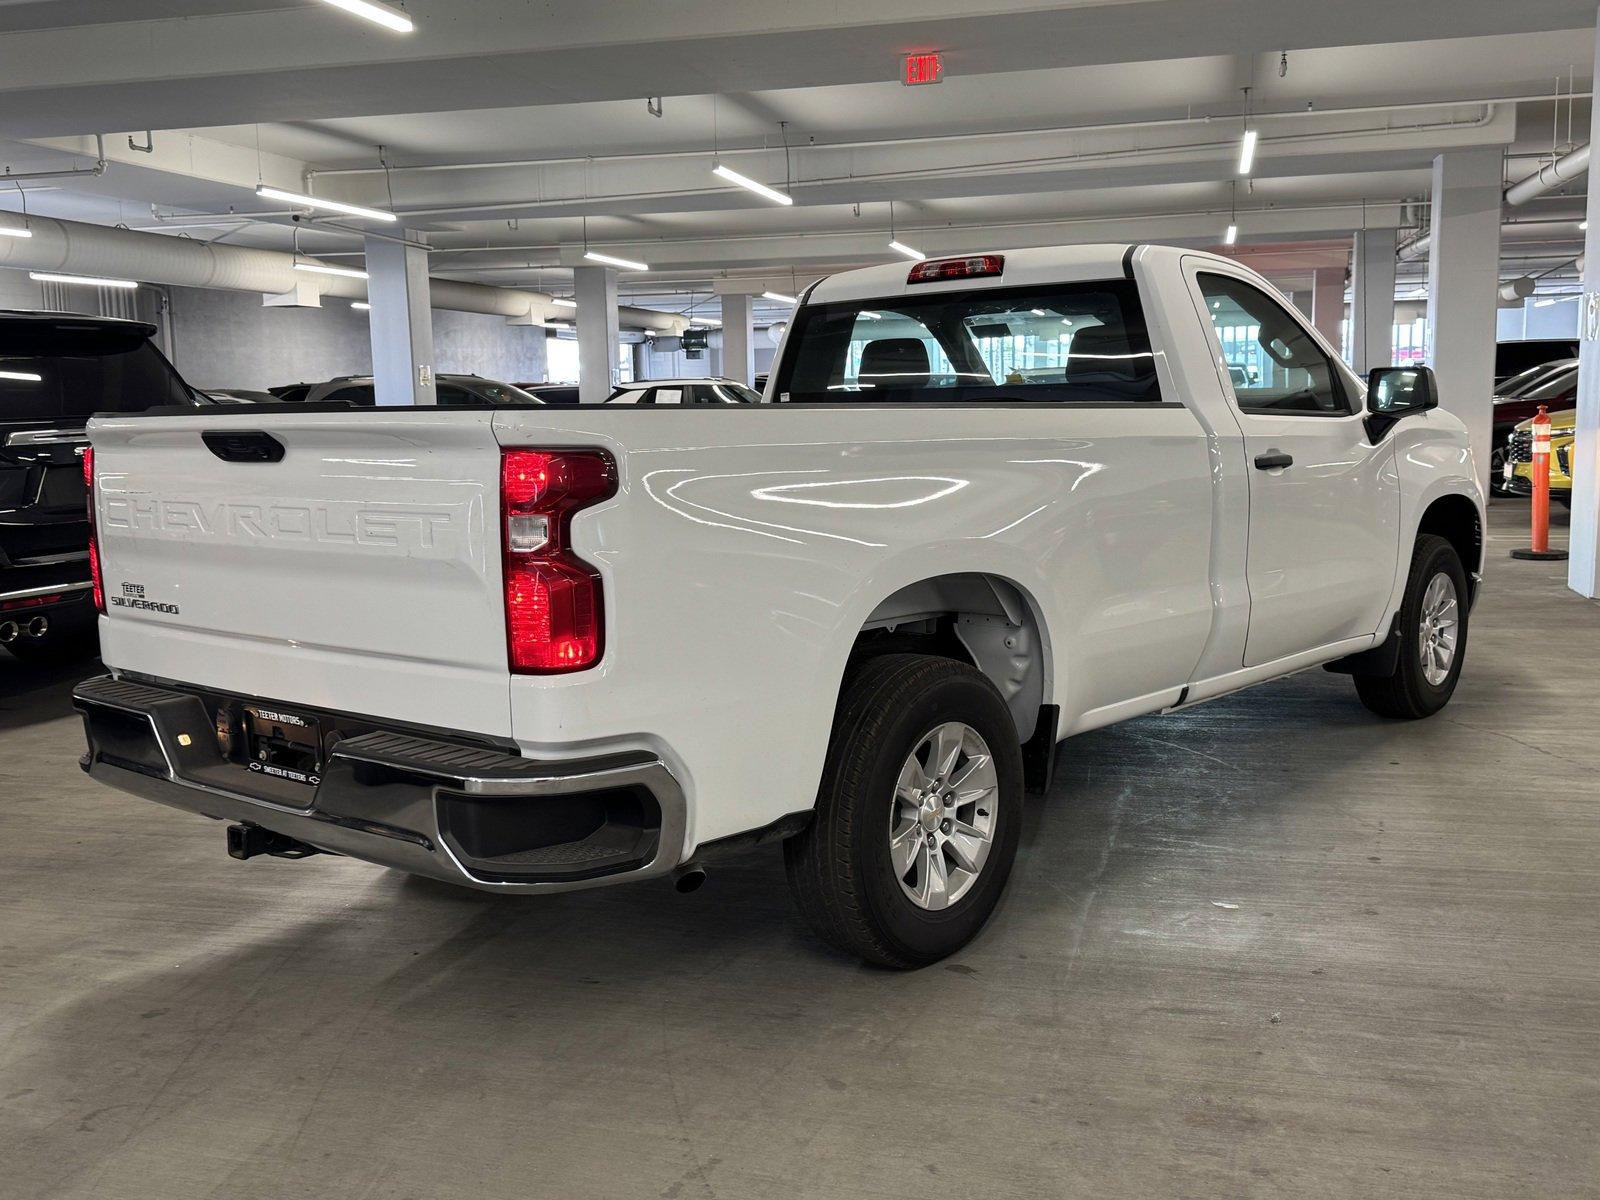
(772, 280, 1161, 405)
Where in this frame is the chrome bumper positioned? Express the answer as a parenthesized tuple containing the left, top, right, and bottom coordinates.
(72, 675, 687, 894)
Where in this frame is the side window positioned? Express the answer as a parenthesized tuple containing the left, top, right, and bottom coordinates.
(1197, 273, 1351, 416)
(606, 389, 648, 405)
(436, 384, 474, 406)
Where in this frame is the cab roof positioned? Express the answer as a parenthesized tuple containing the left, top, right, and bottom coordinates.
(804, 244, 1140, 306)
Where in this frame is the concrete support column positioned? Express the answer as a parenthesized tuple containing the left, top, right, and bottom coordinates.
(1424, 147, 1503, 498)
(1568, 9, 1600, 597)
(575, 266, 620, 404)
(1310, 266, 1347, 354)
(721, 293, 756, 386)
(364, 234, 435, 406)
(1351, 229, 1398, 375)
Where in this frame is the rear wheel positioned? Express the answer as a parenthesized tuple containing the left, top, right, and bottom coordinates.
(1354, 534, 1468, 720)
(784, 653, 1023, 968)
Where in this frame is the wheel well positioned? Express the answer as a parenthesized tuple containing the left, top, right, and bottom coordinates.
(1418, 494, 1482, 598)
(851, 573, 1047, 742)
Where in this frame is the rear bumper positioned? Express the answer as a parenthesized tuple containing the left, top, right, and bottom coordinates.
(1504, 475, 1571, 499)
(0, 579, 93, 614)
(72, 674, 688, 894)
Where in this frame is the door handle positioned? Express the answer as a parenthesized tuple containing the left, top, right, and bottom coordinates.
(1253, 451, 1293, 470)
(202, 430, 285, 463)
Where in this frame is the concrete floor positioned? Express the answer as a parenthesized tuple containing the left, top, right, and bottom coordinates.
(2, 501, 1596, 1200)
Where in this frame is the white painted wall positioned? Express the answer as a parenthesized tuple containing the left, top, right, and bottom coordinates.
(1496, 294, 1583, 341)
(163, 288, 552, 390)
(640, 330, 776, 381)
(1, 268, 551, 391)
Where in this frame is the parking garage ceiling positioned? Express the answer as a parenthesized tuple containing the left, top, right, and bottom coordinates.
(1, 0, 1597, 319)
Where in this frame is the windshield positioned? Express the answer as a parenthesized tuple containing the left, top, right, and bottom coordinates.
(461, 380, 542, 404)
(773, 280, 1160, 404)
(1522, 366, 1578, 403)
(1499, 359, 1576, 399)
(0, 323, 194, 421)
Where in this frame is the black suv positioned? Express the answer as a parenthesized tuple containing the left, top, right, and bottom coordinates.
(1, 311, 202, 662)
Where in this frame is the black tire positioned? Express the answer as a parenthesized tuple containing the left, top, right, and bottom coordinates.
(1488, 442, 1516, 498)
(784, 653, 1024, 968)
(1355, 534, 1468, 720)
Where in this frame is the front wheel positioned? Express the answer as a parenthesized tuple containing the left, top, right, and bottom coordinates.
(1354, 534, 1468, 720)
(784, 654, 1024, 968)
(1488, 443, 1515, 497)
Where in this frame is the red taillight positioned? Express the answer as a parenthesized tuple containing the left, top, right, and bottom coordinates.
(0, 592, 67, 613)
(501, 449, 616, 673)
(907, 254, 1005, 284)
(84, 447, 105, 614)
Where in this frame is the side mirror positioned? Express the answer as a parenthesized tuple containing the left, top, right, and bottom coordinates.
(1365, 365, 1437, 441)
(1366, 365, 1437, 415)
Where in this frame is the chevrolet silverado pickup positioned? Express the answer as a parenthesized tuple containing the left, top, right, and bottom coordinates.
(72, 245, 1485, 967)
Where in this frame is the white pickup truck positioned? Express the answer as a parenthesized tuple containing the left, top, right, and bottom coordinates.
(73, 244, 1483, 967)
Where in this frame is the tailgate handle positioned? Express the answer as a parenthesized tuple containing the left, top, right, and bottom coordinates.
(202, 431, 285, 463)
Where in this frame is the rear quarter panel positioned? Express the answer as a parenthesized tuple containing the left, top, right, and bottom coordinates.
(495, 404, 1215, 848)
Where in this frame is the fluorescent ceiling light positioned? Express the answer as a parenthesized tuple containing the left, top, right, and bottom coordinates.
(30, 271, 137, 289)
(1582, 221, 1590, 231)
(860, 311, 883, 320)
(690, 316, 721, 326)
(1223, 224, 1238, 246)
(1238, 129, 1257, 175)
(762, 291, 797, 304)
(550, 297, 577, 308)
(0, 370, 43, 382)
(1535, 295, 1578, 307)
(0, 226, 32, 239)
(313, 0, 414, 33)
(294, 261, 369, 279)
(712, 163, 794, 206)
(584, 250, 649, 271)
(351, 301, 371, 310)
(257, 185, 397, 223)
(888, 240, 925, 261)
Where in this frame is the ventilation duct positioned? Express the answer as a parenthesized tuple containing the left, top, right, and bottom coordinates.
(0, 211, 684, 332)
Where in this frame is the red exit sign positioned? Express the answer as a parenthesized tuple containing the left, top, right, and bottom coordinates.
(902, 52, 944, 86)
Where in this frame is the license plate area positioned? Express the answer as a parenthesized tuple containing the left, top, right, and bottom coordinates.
(243, 704, 323, 787)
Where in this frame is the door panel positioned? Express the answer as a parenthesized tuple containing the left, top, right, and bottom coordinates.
(1190, 270, 1400, 666)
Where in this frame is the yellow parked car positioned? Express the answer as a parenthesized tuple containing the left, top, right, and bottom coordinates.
(1503, 408, 1577, 506)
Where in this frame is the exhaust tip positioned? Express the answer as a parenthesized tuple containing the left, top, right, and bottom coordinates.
(673, 863, 707, 894)
(0, 622, 17, 644)
(24, 616, 48, 638)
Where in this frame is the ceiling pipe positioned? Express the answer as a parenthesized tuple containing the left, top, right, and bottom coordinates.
(1504, 144, 1590, 207)
(1, 135, 106, 183)
(0, 210, 684, 332)
(1397, 228, 1430, 261)
(308, 93, 1576, 182)
(1399, 145, 1593, 262)
(1498, 277, 1536, 304)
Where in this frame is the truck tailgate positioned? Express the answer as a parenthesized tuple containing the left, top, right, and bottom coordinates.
(89, 410, 511, 737)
